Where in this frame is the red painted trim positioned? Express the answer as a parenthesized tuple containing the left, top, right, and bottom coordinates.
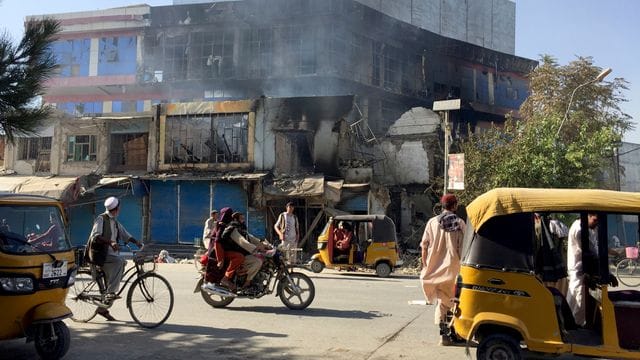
(58, 14, 146, 26)
(55, 29, 141, 40)
(45, 75, 137, 87)
(45, 93, 163, 103)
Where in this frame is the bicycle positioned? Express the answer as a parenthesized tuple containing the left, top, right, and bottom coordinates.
(66, 245, 174, 328)
(615, 244, 640, 287)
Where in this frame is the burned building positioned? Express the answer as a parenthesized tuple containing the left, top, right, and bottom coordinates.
(9, 0, 536, 250)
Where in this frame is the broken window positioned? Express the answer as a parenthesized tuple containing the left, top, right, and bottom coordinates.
(51, 38, 91, 77)
(18, 137, 52, 161)
(282, 26, 316, 75)
(110, 133, 148, 171)
(506, 87, 519, 100)
(243, 28, 273, 78)
(67, 135, 97, 162)
(164, 113, 248, 164)
(275, 132, 314, 174)
(98, 36, 137, 75)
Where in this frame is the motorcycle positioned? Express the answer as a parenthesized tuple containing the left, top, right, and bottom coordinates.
(194, 248, 315, 310)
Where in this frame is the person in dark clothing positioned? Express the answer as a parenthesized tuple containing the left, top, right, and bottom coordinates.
(220, 212, 272, 290)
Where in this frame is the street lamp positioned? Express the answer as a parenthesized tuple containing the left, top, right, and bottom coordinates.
(556, 67, 612, 137)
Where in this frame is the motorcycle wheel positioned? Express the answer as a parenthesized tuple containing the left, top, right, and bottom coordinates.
(198, 278, 235, 308)
(278, 272, 315, 310)
(34, 321, 70, 360)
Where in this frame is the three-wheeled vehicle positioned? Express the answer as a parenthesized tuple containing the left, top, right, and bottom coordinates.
(448, 188, 640, 360)
(309, 215, 401, 277)
(0, 194, 76, 359)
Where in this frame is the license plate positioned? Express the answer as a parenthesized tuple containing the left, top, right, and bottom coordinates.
(43, 261, 68, 279)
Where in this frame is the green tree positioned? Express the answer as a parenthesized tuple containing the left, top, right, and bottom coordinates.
(0, 18, 60, 143)
(459, 56, 632, 204)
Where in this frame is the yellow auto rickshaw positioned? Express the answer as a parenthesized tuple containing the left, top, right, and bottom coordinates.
(447, 188, 640, 360)
(0, 194, 76, 359)
(309, 215, 401, 277)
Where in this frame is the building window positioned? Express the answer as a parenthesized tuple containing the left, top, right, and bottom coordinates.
(18, 137, 52, 160)
(506, 88, 519, 100)
(51, 38, 91, 77)
(67, 135, 97, 162)
(165, 113, 248, 164)
(282, 26, 316, 75)
(110, 133, 148, 171)
(243, 28, 273, 78)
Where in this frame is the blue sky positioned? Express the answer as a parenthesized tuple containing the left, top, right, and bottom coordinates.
(1, 0, 638, 143)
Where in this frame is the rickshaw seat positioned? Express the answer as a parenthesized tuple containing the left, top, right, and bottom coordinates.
(609, 290, 640, 349)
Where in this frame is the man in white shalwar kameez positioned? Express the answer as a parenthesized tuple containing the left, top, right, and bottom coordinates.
(566, 214, 598, 327)
(420, 194, 465, 328)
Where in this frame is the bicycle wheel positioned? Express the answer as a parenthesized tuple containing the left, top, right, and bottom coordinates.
(616, 258, 640, 287)
(67, 269, 98, 322)
(127, 273, 174, 328)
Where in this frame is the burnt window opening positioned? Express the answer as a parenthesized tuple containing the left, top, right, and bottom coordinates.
(165, 113, 248, 164)
(110, 133, 148, 171)
(243, 28, 273, 79)
(275, 132, 314, 174)
(67, 135, 97, 162)
(19, 137, 52, 161)
(506, 87, 519, 100)
(280, 25, 316, 76)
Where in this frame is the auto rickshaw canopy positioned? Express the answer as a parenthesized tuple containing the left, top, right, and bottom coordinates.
(466, 188, 640, 231)
(332, 215, 397, 243)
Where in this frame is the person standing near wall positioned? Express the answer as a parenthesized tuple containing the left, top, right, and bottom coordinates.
(274, 202, 300, 250)
(202, 210, 218, 250)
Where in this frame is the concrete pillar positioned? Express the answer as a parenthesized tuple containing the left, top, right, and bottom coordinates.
(89, 38, 99, 76)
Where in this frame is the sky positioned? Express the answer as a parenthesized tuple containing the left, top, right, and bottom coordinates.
(0, 0, 638, 143)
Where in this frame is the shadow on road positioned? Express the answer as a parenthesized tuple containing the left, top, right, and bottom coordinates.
(226, 306, 387, 319)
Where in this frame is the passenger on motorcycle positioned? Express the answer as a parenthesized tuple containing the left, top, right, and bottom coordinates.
(220, 212, 273, 291)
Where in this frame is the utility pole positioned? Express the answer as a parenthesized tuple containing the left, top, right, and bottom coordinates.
(433, 99, 461, 195)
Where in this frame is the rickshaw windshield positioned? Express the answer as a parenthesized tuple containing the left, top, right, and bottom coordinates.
(462, 212, 536, 273)
(0, 205, 71, 254)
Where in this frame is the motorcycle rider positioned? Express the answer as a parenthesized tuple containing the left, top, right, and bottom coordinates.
(220, 212, 273, 291)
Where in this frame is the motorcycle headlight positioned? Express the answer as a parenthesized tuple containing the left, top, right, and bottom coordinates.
(66, 268, 77, 287)
(0, 277, 34, 293)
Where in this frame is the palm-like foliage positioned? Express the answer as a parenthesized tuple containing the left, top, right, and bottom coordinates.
(0, 18, 60, 143)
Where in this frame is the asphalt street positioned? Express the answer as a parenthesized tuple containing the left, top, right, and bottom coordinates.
(1, 263, 596, 359)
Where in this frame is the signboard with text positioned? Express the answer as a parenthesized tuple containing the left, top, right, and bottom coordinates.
(447, 153, 464, 190)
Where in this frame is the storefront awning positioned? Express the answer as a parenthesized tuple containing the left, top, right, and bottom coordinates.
(0, 176, 79, 202)
(264, 175, 325, 197)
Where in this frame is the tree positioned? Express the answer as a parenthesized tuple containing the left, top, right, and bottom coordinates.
(0, 18, 60, 143)
(458, 56, 632, 204)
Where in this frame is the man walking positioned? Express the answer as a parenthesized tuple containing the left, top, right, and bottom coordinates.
(420, 194, 465, 344)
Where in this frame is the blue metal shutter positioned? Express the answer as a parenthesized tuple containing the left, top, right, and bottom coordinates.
(213, 181, 247, 219)
(68, 204, 95, 246)
(178, 180, 210, 244)
(150, 181, 178, 244)
(339, 193, 368, 213)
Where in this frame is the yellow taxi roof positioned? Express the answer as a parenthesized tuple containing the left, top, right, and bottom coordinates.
(466, 188, 640, 230)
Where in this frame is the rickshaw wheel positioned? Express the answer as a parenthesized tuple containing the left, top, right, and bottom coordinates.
(309, 259, 324, 273)
(375, 262, 392, 278)
(477, 334, 522, 360)
(34, 321, 70, 360)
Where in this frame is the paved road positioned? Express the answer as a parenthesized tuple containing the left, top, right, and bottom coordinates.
(2, 263, 595, 359)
